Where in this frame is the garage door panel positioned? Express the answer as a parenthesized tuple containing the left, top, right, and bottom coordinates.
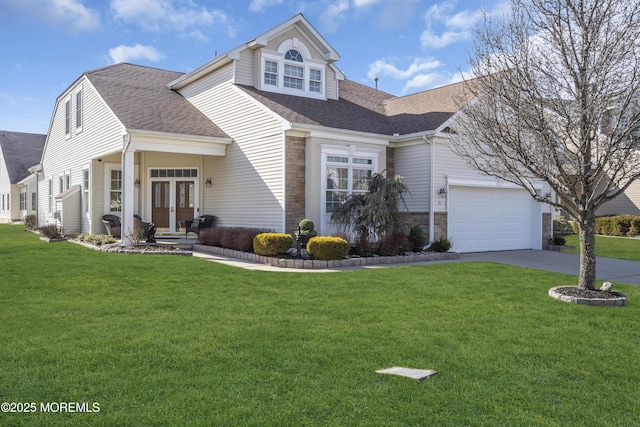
(449, 186, 534, 253)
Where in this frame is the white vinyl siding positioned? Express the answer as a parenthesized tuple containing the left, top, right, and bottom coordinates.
(178, 64, 287, 231)
(393, 142, 431, 212)
(39, 76, 125, 231)
(235, 49, 254, 86)
(596, 180, 640, 216)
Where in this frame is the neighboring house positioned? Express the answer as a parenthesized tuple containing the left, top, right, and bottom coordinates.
(0, 131, 46, 223)
(596, 181, 640, 216)
(35, 14, 550, 252)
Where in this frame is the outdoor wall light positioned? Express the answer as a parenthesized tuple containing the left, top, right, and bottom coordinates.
(438, 187, 447, 197)
(134, 178, 141, 188)
(205, 178, 213, 188)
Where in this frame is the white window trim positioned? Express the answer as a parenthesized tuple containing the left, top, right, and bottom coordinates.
(75, 88, 83, 134)
(48, 177, 53, 216)
(260, 39, 326, 100)
(105, 164, 122, 214)
(320, 144, 380, 231)
(83, 165, 90, 215)
(64, 97, 71, 139)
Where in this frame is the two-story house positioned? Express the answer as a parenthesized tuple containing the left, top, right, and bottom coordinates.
(34, 14, 550, 252)
(0, 131, 46, 223)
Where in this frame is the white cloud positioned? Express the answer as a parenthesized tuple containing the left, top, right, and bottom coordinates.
(354, 0, 382, 7)
(249, 0, 284, 13)
(111, 0, 237, 39)
(108, 44, 165, 64)
(0, 0, 101, 32)
(320, 0, 349, 33)
(420, 29, 470, 49)
(403, 73, 448, 92)
(368, 57, 442, 80)
(420, 0, 510, 49)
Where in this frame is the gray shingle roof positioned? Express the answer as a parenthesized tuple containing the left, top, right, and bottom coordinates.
(0, 131, 46, 183)
(84, 63, 229, 138)
(239, 78, 472, 136)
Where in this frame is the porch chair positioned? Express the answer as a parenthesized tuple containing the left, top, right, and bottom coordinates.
(102, 215, 121, 237)
(185, 215, 216, 237)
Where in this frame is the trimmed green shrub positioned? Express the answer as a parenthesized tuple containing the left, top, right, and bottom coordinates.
(595, 215, 640, 237)
(552, 216, 575, 235)
(552, 236, 566, 245)
(306, 236, 350, 260)
(298, 219, 316, 233)
(429, 236, 452, 252)
(253, 233, 293, 256)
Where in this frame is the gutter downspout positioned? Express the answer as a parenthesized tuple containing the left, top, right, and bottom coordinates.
(426, 134, 435, 247)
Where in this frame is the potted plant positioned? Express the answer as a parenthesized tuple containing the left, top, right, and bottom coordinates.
(295, 219, 318, 251)
(408, 225, 427, 251)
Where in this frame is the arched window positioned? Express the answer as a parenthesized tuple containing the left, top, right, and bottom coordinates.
(285, 49, 303, 62)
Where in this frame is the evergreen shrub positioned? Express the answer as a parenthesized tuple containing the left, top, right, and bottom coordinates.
(306, 236, 350, 260)
(253, 233, 293, 256)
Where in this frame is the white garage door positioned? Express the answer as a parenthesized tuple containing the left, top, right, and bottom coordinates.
(449, 186, 536, 253)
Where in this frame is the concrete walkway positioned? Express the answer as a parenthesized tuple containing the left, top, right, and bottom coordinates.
(459, 250, 640, 286)
(193, 249, 640, 286)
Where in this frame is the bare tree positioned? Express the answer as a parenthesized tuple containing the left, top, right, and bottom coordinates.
(452, 0, 640, 290)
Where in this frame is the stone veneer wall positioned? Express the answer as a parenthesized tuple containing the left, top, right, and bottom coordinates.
(397, 212, 448, 241)
(434, 212, 448, 239)
(385, 147, 394, 177)
(542, 212, 552, 244)
(285, 136, 306, 234)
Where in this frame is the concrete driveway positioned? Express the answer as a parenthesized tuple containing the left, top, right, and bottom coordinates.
(459, 250, 640, 286)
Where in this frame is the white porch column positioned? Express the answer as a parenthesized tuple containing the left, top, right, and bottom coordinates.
(121, 148, 135, 246)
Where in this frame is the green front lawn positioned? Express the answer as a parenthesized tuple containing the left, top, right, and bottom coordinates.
(562, 234, 640, 261)
(1, 225, 639, 426)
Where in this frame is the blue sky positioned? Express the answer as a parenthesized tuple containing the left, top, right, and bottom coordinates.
(0, 0, 509, 134)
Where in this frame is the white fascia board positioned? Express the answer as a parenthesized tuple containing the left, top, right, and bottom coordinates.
(447, 175, 544, 191)
(290, 123, 390, 146)
(168, 54, 233, 90)
(125, 129, 232, 156)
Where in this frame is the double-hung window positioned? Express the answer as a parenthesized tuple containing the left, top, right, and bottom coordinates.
(109, 170, 122, 212)
(309, 69, 322, 93)
(83, 167, 90, 213)
(20, 193, 27, 211)
(65, 99, 71, 137)
(75, 90, 83, 131)
(264, 60, 278, 86)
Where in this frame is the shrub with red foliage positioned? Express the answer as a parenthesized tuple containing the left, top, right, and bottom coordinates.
(199, 227, 271, 253)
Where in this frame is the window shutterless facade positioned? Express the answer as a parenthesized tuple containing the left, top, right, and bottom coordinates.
(260, 41, 325, 99)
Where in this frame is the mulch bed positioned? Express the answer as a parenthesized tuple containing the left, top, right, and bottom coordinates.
(553, 286, 622, 299)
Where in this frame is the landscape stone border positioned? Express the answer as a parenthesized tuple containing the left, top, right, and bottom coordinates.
(194, 244, 459, 269)
(548, 286, 627, 306)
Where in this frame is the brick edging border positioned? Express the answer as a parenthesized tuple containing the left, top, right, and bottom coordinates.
(193, 244, 460, 269)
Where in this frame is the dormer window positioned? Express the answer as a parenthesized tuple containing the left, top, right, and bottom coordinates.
(260, 39, 326, 99)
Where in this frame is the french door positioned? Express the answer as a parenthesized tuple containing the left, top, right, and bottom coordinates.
(151, 180, 196, 232)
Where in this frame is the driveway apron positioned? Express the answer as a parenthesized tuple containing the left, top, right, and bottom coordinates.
(459, 250, 640, 286)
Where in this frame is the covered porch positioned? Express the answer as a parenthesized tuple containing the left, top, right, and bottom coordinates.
(115, 130, 231, 244)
